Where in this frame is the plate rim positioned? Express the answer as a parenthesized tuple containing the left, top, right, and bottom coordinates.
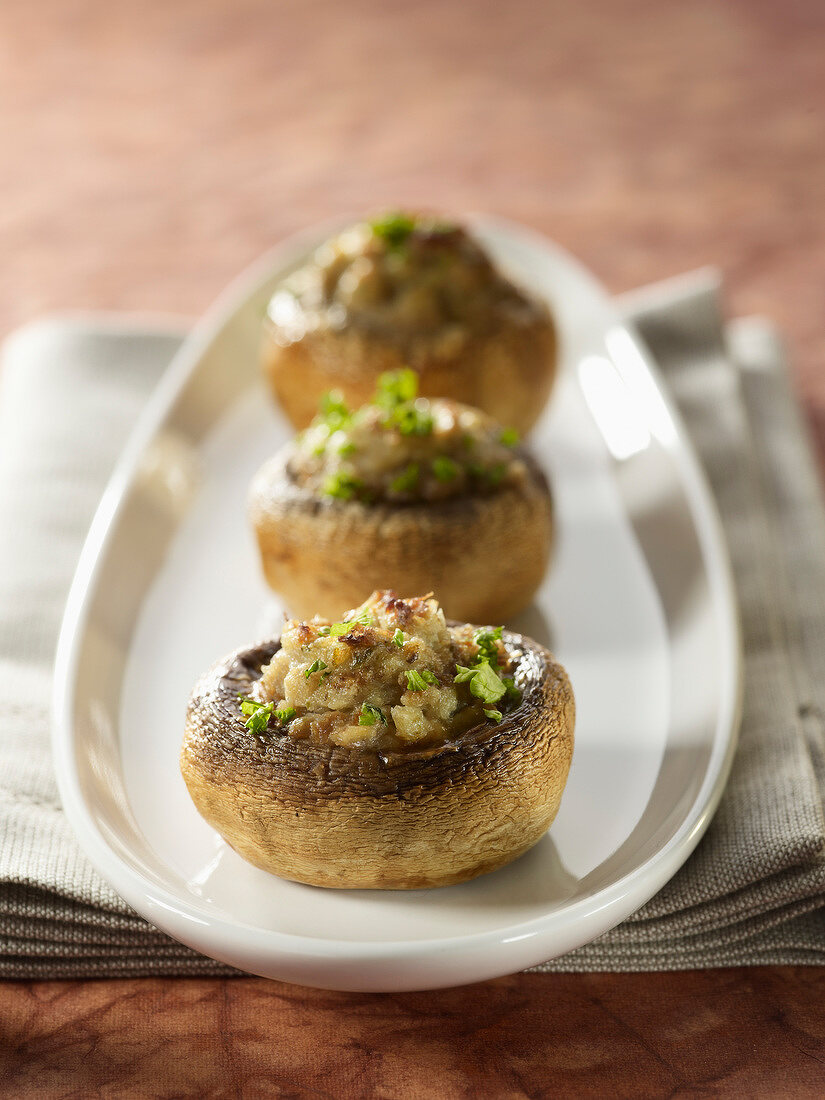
(52, 215, 743, 982)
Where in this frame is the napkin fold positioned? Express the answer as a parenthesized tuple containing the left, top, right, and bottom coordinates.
(1, 279, 824, 979)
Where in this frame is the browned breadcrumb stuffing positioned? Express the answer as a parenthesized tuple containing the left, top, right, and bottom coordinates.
(267, 216, 548, 358)
(289, 396, 525, 505)
(253, 590, 519, 752)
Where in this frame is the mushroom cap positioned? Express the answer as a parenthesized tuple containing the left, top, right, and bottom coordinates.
(261, 307, 557, 435)
(248, 448, 553, 623)
(181, 632, 574, 889)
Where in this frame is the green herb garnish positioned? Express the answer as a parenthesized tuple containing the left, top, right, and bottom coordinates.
(323, 471, 364, 501)
(390, 463, 420, 494)
(372, 370, 433, 437)
(499, 428, 520, 447)
(421, 669, 440, 685)
(392, 403, 434, 437)
(405, 669, 429, 692)
(473, 626, 503, 666)
(467, 462, 506, 486)
(317, 390, 351, 432)
(337, 441, 356, 457)
(375, 368, 419, 408)
(305, 659, 328, 679)
(503, 677, 521, 704)
(432, 455, 459, 482)
(370, 211, 416, 249)
(456, 625, 521, 712)
(485, 463, 507, 487)
(238, 696, 294, 735)
(358, 703, 387, 726)
(321, 608, 374, 637)
(454, 660, 507, 704)
(238, 696, 274, 737)
(392, 628, 405, 647)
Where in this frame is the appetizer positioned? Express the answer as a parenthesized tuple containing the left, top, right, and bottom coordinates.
(248, 370, 553, 622)
(262, 211, 557, 434)
(181, 591, 575, 889)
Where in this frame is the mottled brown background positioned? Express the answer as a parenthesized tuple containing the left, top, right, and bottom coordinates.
(2, 0, 825, 1095)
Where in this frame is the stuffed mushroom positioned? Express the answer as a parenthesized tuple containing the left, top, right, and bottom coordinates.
(249, 370, 553, 623)
(263, 212, 557, 434)
(181, 591, 575, 889)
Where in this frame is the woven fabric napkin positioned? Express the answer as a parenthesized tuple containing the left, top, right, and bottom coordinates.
(1, 276, 824, 979)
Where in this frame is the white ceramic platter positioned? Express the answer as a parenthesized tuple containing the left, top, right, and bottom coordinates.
(53, 217, 741, 992)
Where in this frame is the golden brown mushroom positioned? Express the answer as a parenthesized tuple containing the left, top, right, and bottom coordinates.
(249, 372, 553, 623)
(181, 592, 575, 889)
(262, 212, 557, 434)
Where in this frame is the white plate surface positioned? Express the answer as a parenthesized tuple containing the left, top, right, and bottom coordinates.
(53, 217, 741, 991)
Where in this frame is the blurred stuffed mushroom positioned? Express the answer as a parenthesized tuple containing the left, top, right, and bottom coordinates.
(263, 212, 557, 434)
(248, 370, 553, 622)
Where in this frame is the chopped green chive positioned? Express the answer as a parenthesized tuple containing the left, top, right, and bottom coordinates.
(390, 463, 420, 494)
(421, 669, 440, 685)
(358, 703, 387, 726)
(499, 428, 520, 447)
(392, 628, 405, 647)
(432, 455, 459, 482)
(337, 441, 356, 457)
(484, 708, 503, 723)
(305, 659, 328, 679)
(275, 706, 296, 723)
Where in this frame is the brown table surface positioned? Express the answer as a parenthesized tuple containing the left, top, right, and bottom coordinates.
(2, 0, 825, 1095)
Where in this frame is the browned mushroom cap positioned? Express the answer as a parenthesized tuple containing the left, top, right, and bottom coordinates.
(261, 216, 557, 434)
(180, 632, 575, 889)
(262, 315, 557, 435)
(248, 449, 553, 624)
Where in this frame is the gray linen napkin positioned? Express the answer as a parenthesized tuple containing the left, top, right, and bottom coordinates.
(1, 279, 824, 979)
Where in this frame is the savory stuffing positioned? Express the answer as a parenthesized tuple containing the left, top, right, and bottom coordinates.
(265, 212, 549, 364)
(289, 369, 526, 503)
(241, 591, 523, 752)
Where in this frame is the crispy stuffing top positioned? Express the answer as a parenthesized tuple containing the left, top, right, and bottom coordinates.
(239, 591, 523, 753)
(265, 212, 549, 361)
(288, 369, 525, 504)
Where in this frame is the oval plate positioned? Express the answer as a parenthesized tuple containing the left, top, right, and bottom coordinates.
(53, 216, 741, 991)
